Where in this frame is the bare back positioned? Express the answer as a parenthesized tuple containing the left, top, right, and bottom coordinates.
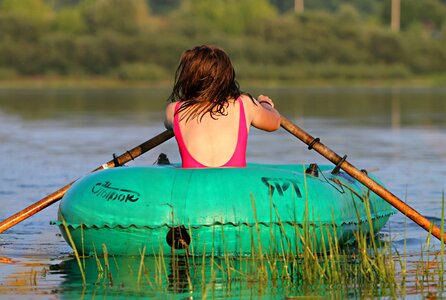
(165, 94, 280, 167)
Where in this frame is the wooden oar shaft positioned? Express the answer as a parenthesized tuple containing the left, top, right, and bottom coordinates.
(0, 130, 174, 233)
(280, 116, 446, 243)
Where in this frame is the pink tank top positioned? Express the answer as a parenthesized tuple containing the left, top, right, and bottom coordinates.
(173, 97, 248, 168)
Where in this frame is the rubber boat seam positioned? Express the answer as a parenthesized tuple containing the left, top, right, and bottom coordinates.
(50, 212, 395, 230)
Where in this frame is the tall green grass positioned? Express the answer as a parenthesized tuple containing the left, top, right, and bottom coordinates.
(60, 194, 445, 298)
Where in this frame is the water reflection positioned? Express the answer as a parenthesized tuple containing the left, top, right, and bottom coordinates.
(53, 255, 199, 299)
(51, 254, 332, 299)
(1, 87, 446, 127)
(48, 246, 443, 299)
(54, 256, 164, 298)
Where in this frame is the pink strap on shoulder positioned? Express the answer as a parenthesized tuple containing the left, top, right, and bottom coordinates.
(173, 102, 206, 168)
(222, 96, 247, 167)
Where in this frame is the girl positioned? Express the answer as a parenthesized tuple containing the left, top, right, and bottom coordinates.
(165, 45, 280, 168)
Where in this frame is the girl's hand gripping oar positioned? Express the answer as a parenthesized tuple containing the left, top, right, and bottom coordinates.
(280, 115, 446, 243)
(0, 130, 174, 233)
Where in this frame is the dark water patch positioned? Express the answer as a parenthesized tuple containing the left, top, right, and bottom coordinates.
(18, 184, 42, 189)
(0, 190, 15, 195)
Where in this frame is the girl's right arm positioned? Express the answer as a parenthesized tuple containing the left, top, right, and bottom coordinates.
(246, 95, 281, 132)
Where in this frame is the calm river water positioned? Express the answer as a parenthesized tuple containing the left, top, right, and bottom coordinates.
(0, 87, 445, 298)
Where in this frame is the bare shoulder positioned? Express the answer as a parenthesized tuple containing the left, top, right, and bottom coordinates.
(243, 94, 280, 132)
(239, 94, 256, 106)
(164, 102, 177, 130)
(239, 94, 258, 117)
(166, 102, 177, 113)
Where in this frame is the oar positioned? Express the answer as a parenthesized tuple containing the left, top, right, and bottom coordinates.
(280, 115, 446, 243)
(0, 130, 174, 233)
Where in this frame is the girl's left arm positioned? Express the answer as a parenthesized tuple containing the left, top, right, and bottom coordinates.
(245, 95, 281, 132)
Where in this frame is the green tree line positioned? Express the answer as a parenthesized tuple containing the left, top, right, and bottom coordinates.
(0, 0, 445, 82)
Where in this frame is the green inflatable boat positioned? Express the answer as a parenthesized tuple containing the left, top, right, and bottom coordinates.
(53, 163, 395, 256)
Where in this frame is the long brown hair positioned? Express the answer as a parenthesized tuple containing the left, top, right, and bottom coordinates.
(168, 45, 245, 122)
